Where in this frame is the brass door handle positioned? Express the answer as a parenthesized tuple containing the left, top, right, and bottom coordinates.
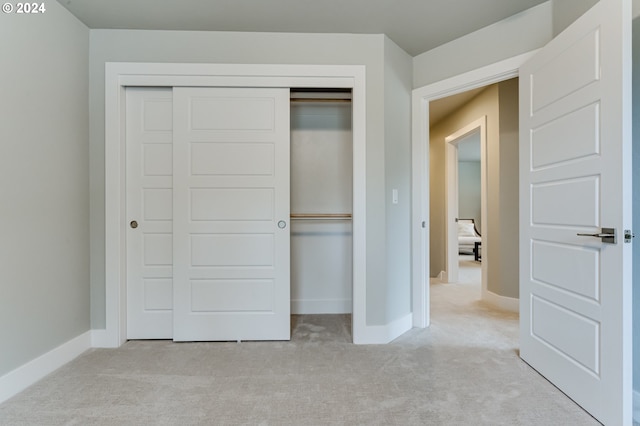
(130, 220, 138, 229)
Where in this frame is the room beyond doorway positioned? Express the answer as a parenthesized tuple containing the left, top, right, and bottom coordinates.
(428, 77, 520, 313)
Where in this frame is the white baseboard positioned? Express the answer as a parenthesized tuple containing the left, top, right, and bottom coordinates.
(291, 299, 352, 315)
(437, 270, 447, 281)
(353, 313, 413, 344)
(0, 331, 91, 404)
(482, 289, 519, 313)
(634, 389, 640, 424)
(90, 329, 112, 348)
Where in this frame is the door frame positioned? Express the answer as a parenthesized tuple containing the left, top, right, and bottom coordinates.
(444, 117, 487, 293)
(103, 62, 367, 346)
(411, 51, 535, 327)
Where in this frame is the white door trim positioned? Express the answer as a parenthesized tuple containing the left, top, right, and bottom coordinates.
(444, 117, 487, 294)
(104, 62, 367, 346)
(411, 51, 536, 328)
(445, 133, 460, 284)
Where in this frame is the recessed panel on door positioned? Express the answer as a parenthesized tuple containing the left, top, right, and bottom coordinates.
(190, 279, 275, 312)
(190, 188, 274, 221)
(190, 234, 274, 267)
(530, 29, 600, 113)
(190, 97, 275, 131)
(531, 177, 599, 227)
(531, 240, 599, 301)
(531, 296, 600, 374)
(191, 143, 275, 176)
(531, 103, 600, 169)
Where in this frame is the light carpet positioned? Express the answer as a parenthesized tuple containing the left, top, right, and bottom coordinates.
(0, 270, 600, 425)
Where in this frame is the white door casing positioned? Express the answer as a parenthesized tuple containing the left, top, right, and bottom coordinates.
(445, 134, 460, 284)
(519, 0, 632, 424)
(411, 53, 532, 329)
(126, 88, 173, 339)
(444, 117, 487, 287)
(172, 87, 291, 341)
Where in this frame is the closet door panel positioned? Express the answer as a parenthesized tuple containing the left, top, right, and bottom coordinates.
(126, 87, 174, 339)
(173, 87, 290, 341)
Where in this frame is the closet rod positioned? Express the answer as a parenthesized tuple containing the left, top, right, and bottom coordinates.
(290, 213, 352, 220)
(290, 98, 352, 103)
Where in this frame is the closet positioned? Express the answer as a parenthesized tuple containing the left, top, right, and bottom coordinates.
(290, 90, 353, 315)
(125, 86, 353, 341)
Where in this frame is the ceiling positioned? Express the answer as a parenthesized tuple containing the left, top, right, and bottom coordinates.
(57, 0, 548, 56)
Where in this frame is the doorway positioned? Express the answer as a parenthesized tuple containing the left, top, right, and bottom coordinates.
(411, 54, 530, 328)
(426, 79, 518, 313)
(412, 2, 632, 421)
(444, 120, 485, 288)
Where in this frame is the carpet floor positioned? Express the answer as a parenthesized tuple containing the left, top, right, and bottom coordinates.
(0, 261, 601, 425)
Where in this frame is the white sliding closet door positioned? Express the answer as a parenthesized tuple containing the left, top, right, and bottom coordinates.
(126, 88, 173, 339)
(172, 87, 291, 341)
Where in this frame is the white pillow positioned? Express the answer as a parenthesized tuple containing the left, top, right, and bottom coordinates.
(458, 223, 477, 237)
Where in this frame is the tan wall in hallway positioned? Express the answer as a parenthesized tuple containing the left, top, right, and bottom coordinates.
(429, 85, 499, 286)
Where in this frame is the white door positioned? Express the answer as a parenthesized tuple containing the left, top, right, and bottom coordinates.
(126, 88, 173, 339)
(519, 0, 632, 424)
(172, 87, 291, 341)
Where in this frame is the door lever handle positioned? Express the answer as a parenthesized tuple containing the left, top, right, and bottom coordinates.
(577, 227, 616, 244)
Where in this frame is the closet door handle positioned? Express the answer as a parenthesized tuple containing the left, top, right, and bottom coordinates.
(278, 220, 287, 229)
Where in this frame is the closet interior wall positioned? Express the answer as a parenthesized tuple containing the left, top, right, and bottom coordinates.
(290, 90, 353, 314)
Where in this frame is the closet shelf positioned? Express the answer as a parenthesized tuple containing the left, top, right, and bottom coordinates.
(290, 213, 352, 220)
(290, 98, 352, 103)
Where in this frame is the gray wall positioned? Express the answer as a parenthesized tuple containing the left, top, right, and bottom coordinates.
(0, 3, 90, 376)
(413, 2, 552, 89)
(90, 30, 413, 328)
(383, 37, 413, 322)
(551, 0, 599, 36)
(458, 161, 481, 230)
(633, 14, 640, 404)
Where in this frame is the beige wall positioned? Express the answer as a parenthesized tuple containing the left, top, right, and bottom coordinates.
(429, 85, 499, 283)
(497, 79, 520, 299)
